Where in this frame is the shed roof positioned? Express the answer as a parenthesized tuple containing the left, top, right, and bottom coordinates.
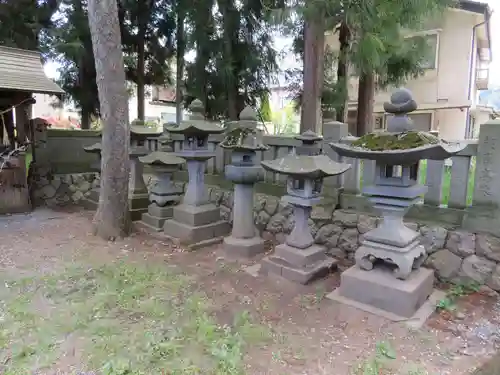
(0, 46, 64, 95)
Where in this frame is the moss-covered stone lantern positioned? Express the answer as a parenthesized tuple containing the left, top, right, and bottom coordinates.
(327, 88, 468, 320)
(260, 131, 351, 284)
(219, 106, 269, 258)
(162, 99, 230, 250)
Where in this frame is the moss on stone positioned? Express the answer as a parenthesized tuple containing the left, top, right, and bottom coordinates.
(351, 131, 440, 151)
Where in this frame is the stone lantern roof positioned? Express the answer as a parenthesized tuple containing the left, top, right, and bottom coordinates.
(168, 99, 224, 135)
(262, 131, 350, 179)
(220, 106, 268, 152)
(138, 151, 185, 167)
(329, 88, 467, 164)
(130, 125, 162, 141)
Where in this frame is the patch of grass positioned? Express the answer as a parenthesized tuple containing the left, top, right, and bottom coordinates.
(352, 341, 430, 375)
(436, 280, 480, 312)
(0, 262, 270, 374)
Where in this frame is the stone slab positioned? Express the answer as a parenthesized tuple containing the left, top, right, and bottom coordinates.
(274, 243, 327, 267)
(327, 288, 444, 329)
(261, 256, 337, 285)
(140, 213, 167, 231)
(223, 235, 265, 258)
(148, 204, 174, 218)
(173, 203, 221, 226)
(163, 218, 230, 247)
(129, 194, 149, 210)
(134, 220, 161, 233)
(130, 207, 148, 222)
(333, 266, 434, 319)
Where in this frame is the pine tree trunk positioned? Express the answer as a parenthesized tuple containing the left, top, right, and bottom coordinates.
(356, 72, 375, 136)
(136, 10, 147, 122)
(87, 0, 131, 240)
(80, 109, 91, 130)
(335, 21, 350, 123)
(300, 18, 325, 133)
(175, 9, 185, 125)
(220, 0, 238, 120)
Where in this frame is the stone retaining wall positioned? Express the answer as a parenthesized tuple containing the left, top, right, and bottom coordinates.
(30, 167, 100, 207)
(175, 182, 500, 294)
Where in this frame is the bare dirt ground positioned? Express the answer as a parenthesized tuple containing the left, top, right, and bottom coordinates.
(0, 208, 499, 374)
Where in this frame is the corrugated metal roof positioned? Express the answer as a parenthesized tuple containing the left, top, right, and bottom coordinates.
(0, 46, 64, 94)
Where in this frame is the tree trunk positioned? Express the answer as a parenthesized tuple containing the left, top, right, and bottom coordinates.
(136, 5, 148, 122)
(175, 8, 185, 125)
(80, 109, 91, 129)
(335, 21, 350, 123)
(220, 0, 239, 120)
(356, 72, 375, 136)
(300, 18, 325, 134)
(87, 0, 131, 240)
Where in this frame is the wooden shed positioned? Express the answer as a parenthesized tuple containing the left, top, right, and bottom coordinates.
(0, 46, 64, 214)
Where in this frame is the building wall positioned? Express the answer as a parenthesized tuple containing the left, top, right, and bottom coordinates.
(325, 8, 488, 140)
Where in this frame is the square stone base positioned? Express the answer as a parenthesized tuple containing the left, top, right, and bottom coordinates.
(223, 235, 265, 258)
(129, 194, 149, 221)
(172, 203, 221, 226)
(261, 244, 336, 285)
(163, 203, 230, 250)
(138, 205, 175, 232)
(330, 266, 434, 319)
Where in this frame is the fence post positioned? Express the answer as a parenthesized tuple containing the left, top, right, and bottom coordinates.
(463, 119, 500, 236)
(322, 120, 348, 190)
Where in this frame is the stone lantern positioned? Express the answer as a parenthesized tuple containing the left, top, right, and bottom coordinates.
(162, 99, 230, 250)
(260, 131, 351, 284)
(220, 106, 268, 257)
(328, 88, 467, 319)
(81, 142, 101, 209)
(129, 126, 162, 220)
(137, 151, 184, 231)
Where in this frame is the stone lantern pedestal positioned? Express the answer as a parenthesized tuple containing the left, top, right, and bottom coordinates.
(81, 142, 101, 210)
(220, 107, 268, 257)
(137, 152, 184, 231)
(129, 126, 162, 221)
(163, 100, 230, 250)
(328, 88, 467, 320)
(260, 131, 351, 284)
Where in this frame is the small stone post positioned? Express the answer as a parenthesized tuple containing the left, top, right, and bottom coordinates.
(464, 118, 500, 237)
(220, 106, 268, 257)
(81, 142, 102, 209)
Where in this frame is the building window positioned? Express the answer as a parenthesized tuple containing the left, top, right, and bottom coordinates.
(407, 33, 438, 70)
(374, 115, 385, 131)
(420, 34, 438, 69)
(408, 113, 432, 132)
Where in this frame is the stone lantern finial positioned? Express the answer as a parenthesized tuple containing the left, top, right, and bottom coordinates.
(239, 106, 258, 121)
(295, 130, 323, 156)
(188, 99, 205, 120)
(384, 88, 418, 133)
